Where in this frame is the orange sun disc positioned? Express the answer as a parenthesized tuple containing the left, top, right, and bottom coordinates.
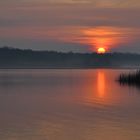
(97, 48, 106, 54)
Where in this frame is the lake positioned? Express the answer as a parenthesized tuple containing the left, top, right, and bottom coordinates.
(0, 69, 140, 140)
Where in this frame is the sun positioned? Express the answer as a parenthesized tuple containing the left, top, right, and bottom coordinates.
(97, 48, 106, 54)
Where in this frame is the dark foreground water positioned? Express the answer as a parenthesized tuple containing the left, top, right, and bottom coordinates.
(0, 69, 140, 140)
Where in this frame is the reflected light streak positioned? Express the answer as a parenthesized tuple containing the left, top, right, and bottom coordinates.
(81, 70, 127, 107)
(97, 71, 105, 98)
(80, 70, 127, 107)
(82, 70, 107, 105)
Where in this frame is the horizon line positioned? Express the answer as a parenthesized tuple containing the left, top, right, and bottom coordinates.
(1, 46, 140, 55)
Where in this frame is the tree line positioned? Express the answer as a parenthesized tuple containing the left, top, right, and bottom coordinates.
(0, 47, 140, 68)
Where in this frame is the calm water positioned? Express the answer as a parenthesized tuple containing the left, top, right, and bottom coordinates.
(0, 69, 140, 140)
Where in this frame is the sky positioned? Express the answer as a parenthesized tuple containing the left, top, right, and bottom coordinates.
(0, 0, 140, 52)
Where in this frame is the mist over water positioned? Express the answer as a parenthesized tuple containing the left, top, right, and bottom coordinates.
(0, 69, 140, 140)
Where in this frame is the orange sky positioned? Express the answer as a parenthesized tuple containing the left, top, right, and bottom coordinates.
(0, 0, 140, 52)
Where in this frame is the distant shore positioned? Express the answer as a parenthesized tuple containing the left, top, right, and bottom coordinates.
(0, 67, 139, 69)
(0, 47, 140, 69)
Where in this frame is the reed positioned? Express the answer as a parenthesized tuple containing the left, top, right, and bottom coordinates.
(118, 70, 140, 86)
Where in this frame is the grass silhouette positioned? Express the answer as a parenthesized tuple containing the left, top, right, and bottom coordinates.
(118, 70, 140, 87)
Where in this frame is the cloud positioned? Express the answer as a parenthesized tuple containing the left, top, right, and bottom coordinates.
(1, 25, 140, 52)
(0, 0, 140, 52)
(1, 0, 140, 8)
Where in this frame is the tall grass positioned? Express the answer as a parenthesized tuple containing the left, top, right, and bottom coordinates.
(118, 70, 140, 86)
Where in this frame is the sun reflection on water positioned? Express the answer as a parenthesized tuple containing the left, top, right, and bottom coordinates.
(97, 71, 105, 98)
(80, 70, 123, 106)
